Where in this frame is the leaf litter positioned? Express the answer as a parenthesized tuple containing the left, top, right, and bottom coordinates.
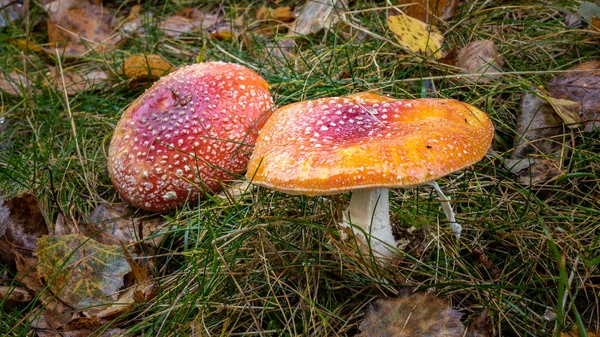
(548, 60, 600, 132)
(457, 40, 504, 83)
(45, 2, 122, 58)
(1, 194, 164, 335)
(357, 293, 491, 337)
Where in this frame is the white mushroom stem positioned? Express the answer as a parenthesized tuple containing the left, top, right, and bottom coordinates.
(341, 188, 397, 260)
(429, 181, 462, 238)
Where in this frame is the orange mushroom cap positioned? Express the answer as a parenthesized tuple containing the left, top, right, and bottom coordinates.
(246, 92, 494, 195)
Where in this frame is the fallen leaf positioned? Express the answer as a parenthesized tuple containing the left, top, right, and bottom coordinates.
(458, 40, 503, 83)
(9, 38, 44, 53)
(357, 293, 465, 337)
(0, 286, 33, 305)
(0, 193, 48, 266)
(14, 250, 43, 293)
(48, 65, 111, 96)
(120, 54, 173, 84)
(119, 5, 149, 36)
(91, 243, 156, 319)
(548, 60, 600, 132)
(288, 0, 347, 36)
(256, 6, 295, 23)
(387, 15, 444, 58)
(399, 0, 459, 24)
(46, 3, 122, 58)
(0, 71, 33, 96)
(159, 7, 219, 38)
(36, 233, 132, 309)
(505, 91, 566, 185)
(82, 204, 165, 252)
(0, 0, 25, 28)
(578, 2, 600, 24)
(465, 309, 492, 337)
(544, 96, 582, 127)
(50, 213, 78, 236)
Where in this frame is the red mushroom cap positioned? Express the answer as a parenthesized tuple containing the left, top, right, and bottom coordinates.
(246, 92, 494, 195)
(108, 62, 273, 211)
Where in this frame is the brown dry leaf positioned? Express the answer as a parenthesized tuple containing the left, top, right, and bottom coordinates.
(0, 286, 33, 305)
(387, 15, 444, 58)
(36, 233, 131, 309)
(120, 54, 173, 83)
(457, 40, 503, 83)
(288, 0, 347, 36)
(46, 3, 122, 58)
(256, 6, 295, 23)
(0, 71, 33, 96)
(505, 92, 566, 186)
(160, 7, 219, 38)
(398, 0, 459, 24)
(48, 65, 111, 96)
(357, 293, 465, 336)
(82, 204, 165, 251)
(0, 193, 48, 265)
(465, 309, 492, 337)
(548, 60, 600, 132)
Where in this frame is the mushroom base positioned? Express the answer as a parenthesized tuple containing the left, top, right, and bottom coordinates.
(341, 188, 397, 261)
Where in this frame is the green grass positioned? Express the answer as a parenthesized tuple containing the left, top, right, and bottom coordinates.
(1, 0, 599, 336)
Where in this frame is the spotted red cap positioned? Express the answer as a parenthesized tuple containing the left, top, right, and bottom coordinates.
(246, 92, 493, 195)
(109, 62, 273, 211)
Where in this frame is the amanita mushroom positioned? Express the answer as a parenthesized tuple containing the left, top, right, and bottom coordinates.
(246, 92, 494, 260)
(108, 62, 274, 212)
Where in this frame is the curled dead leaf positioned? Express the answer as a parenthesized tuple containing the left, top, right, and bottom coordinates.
(505, 91, 567, 186)
(288, 0, 346, 36)
(458, 40, 504, 83)
(548, 60, 600, 132)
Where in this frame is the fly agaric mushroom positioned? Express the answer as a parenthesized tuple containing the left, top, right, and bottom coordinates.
(246, 92, 493, 260)
(108, 62, 273, 212)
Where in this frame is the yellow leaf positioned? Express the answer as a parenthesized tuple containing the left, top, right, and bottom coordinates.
(387, 15, 444, 58)
(121, 54, 173, 81)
